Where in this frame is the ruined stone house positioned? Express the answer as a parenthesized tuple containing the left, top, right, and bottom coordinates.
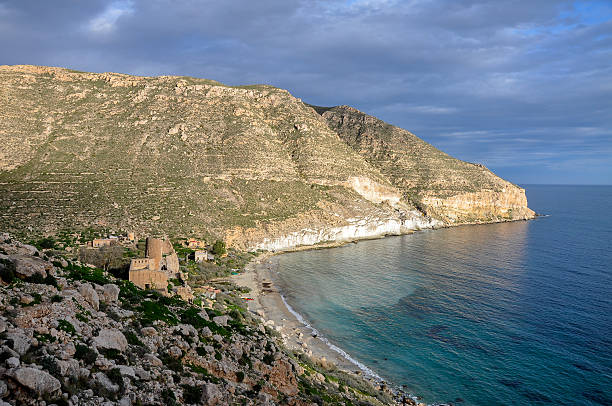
(129, 237, 183, 293)
(90, 237, 117, 248)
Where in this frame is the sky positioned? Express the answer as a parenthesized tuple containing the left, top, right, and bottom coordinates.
(1, 0, 611, 184)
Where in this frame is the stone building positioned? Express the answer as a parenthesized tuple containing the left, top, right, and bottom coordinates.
(90, 237, 117, 248)
(129, 237, 185, 295)
(186, 238, 206, 249)
(129, 258, 167, 290)
(194, 250, 208, 263)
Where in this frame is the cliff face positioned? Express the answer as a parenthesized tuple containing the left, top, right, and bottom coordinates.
(0, 65, 533, 250)
(320, 105, 535, 224)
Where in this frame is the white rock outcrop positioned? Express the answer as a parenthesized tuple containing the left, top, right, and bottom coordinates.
(251, 211, 441, 251)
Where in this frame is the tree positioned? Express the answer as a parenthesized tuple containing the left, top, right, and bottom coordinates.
(211, 240, 226, 256)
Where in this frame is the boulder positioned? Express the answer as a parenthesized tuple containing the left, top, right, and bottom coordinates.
(213, 315, 229, 326)
(134, 367, 150, 380)
(56, 359, 80, 377)
(141, 327, 157, 336)
(94, 329, 127, 352)
(117, 365, 136, 379)
(200, 327, 212, 337)
(102, 283, 120, 303)
(144, 353, 163, 367)
(202, 382, 222, 405)
(0, 380, 7, 397)
(12, 367, 61, 396)
(5, 331, 31, 355)
(11, 255, 47, 279)
(79, 284, 100, 310)
(19, 244, 39, 256)
(5, 357, 19, 369)
(177, 323, 197, 337)
(19, 295, 34, 305)
(167, 346, 182, 359)
(91, 372, 119, 396)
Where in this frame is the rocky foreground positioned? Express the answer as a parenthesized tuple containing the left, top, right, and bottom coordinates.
(0, 233, 400, 406)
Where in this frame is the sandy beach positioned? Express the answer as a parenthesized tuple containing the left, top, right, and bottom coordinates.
(231, 252, 376, 378)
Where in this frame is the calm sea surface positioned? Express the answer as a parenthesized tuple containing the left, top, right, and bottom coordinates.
(272, 185, 612, 405)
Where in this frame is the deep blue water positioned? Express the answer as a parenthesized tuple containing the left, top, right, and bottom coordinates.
(273, 185, 612, 405)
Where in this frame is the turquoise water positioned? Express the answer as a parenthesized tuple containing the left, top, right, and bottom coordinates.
(272, 185, 612, 405)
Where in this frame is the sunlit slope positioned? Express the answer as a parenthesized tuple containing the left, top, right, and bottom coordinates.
(0, 65, 533, 244)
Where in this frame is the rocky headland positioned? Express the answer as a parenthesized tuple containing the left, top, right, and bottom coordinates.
(0, 65, 534, 251)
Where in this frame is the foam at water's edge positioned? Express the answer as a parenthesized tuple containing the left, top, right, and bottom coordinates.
(279, 293, 384, 382)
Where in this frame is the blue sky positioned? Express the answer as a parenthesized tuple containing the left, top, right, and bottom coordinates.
(1, 0, 610, 184)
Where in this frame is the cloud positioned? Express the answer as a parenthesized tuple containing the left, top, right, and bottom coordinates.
(86, 0, 133, 35)
(0, 0, 610, 184)
(379, 103, 459, 114)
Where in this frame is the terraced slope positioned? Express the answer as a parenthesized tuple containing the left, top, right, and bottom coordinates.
(0, 65, 533, 248)
(319, 105, 535, 223)
(0, 66, 406, 246)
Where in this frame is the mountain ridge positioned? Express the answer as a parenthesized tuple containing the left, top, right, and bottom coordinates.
(0, 65, 534, 249)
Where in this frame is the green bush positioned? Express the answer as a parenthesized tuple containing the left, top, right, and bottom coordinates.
(211, 240, 226, 256)
(106, 368, 125, 393)
(37, 237, 56, 250)
(75, 344, 97, 364)
(76, 312, 89, 323)
(162, 388, 178, 406)
(57, 319, 76, 335)
(124, 330, 144, 347)
(41, 356, 60, 376)
(139, 300, 178, 326)
(181, 384, 202, 404)
(66, 263, 111, 285)
(0, 258, 16, 283)
(25, 273, 45, 284)
(159, 352, 183, 373)
(236, 371, 245, 382)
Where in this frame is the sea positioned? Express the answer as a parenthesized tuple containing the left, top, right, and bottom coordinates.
(271, 185, 612, 405)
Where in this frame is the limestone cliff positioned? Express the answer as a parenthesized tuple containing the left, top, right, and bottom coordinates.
(0, 65, 533, 250)
(319, 105, 535, 224)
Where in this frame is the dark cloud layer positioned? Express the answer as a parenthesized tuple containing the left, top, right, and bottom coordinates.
(1, 0, 610, 184)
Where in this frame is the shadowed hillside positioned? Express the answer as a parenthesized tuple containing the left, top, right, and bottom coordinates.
(318, 105, 535, 224)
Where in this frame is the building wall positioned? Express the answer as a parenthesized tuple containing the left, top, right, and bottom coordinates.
(129, 269, 168, 290)
(145, 237, 163, 271)
(93, 238, 114, 248)
(129, 258, 154, 272)
(195, 250, 207, 262)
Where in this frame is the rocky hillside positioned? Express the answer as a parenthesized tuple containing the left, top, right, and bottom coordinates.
(0, 65, 533, 249)
(0, 233, 397, 405)
(318, 106, 535, 224)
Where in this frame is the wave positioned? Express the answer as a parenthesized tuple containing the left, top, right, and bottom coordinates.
(279, 293, 384, 382)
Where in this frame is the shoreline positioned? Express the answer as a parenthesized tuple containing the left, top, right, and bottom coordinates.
(231, 237, 426, 405)
(230, 218, 536, 405)
(232, 252, 371, 376)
